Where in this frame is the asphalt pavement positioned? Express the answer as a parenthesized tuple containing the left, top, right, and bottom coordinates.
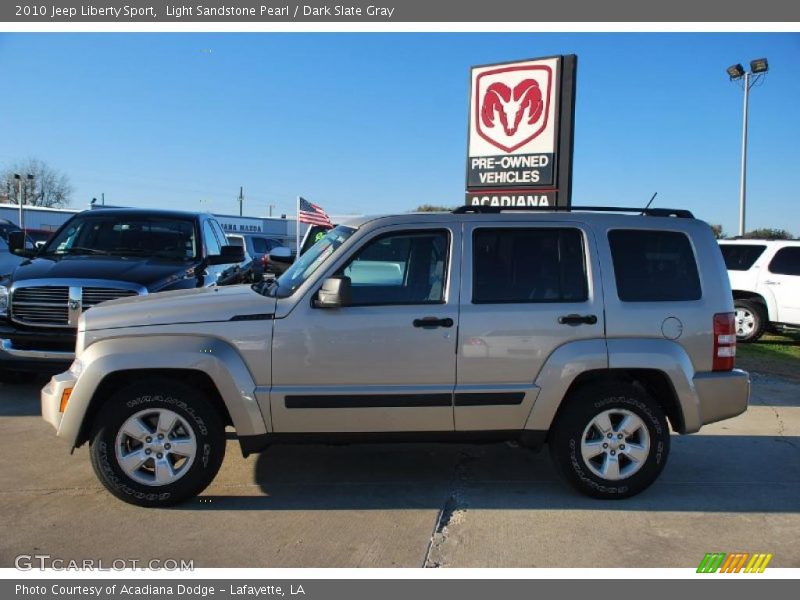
(1, 372, 798, 568)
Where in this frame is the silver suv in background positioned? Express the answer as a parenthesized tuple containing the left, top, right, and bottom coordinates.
(41, 206, 749, 507)
(719, 240, 800, 342)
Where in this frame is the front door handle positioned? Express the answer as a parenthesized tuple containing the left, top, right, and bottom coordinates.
(413, 317, 454, 329)
(558, 314, 598, 326)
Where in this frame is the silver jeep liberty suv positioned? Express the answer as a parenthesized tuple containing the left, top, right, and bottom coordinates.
(42, 206, 749, 507)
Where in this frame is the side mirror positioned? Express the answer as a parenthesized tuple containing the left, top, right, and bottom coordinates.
(7, 231, 34, 257)
(314, 276, 351, 308)
(207, 244, 245, 265)
(268, 246, 293, 264)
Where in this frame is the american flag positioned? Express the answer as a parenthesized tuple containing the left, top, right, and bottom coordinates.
(298, 197, 332, 228)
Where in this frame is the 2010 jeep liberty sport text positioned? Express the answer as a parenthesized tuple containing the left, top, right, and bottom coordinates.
(41, 206, 750, 507)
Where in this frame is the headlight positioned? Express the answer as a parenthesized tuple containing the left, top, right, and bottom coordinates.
(0, 285, 8, 314)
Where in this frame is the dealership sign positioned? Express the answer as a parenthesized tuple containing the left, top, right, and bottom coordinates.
(466, 55, 576, 207)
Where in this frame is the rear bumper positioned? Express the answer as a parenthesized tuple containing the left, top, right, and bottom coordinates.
(694, 368, 750, 427)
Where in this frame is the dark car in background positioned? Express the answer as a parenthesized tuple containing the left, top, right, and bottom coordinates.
(0, 208, 243, 382)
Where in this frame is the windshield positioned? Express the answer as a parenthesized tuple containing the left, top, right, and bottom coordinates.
(42, 215, 198, 260)
(274, 225, 356, 296)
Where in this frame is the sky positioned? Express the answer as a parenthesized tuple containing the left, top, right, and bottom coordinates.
(0, 32, 798, 236)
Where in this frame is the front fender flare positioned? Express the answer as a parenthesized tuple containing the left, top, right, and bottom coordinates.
(59, 335, 269, 447)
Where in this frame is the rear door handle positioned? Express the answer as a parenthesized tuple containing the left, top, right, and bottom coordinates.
(413, 317, 454, 329)
(558, 314, 598, 326)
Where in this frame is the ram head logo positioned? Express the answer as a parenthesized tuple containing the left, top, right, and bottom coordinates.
(481, 79, 544, 138)
(473, 65, 552, 153)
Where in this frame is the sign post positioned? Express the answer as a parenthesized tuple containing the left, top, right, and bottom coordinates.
(466, 55, 577, 208)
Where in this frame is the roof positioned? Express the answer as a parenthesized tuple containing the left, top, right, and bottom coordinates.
(80, 207, 211, 219)
(336, 206, 701, 230)
(719, 238, 799, 245)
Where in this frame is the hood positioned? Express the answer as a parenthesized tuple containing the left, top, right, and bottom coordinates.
(81, 285, 276, 331)
(11, 254, 194, 289)
(0, 252, 23, 281)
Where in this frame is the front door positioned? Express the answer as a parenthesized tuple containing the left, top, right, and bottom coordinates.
(270, 224, 460, 433)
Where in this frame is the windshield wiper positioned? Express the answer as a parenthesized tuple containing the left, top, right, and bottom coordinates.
(251, 279, 278, 297)
(49, 247, 110, 256)
(107, 248, 189, 260)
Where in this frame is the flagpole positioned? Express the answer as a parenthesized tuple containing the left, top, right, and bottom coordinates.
(295, 196, 300, 257)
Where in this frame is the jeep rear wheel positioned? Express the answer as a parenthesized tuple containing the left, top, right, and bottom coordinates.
(549, 383, 670, 499)
(734, 299, 766, 343)
(89, 380, 225, 508)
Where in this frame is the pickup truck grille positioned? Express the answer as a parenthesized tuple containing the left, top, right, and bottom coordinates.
(82, 287, 138, 308)
(10, 284, 142, 328)
(10, 286, 70, 325)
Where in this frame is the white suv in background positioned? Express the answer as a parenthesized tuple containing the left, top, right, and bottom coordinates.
(719, 240, 800, 342)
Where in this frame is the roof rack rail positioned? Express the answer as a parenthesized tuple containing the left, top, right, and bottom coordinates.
(452, 205, 695, 218)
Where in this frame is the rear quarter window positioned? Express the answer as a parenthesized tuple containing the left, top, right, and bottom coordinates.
(609, 229, 701, 302)
(719, 244, 766, 271)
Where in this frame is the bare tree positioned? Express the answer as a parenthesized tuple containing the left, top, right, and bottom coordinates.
(2, 158, 73, 208)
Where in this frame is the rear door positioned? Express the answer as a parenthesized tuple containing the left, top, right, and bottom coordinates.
(456, 221, 604, 431)
(765, 246, 800, 325)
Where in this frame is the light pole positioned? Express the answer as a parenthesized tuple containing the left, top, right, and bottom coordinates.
(13, 174, 34, 232)
(13, 175, 21, 229)
(727, 58, 769, 237)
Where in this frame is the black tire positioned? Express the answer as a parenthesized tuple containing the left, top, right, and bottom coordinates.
(89, 379, 226, 508)
(549, 383, 670, 499)
(0, 369, 37, 385)
(734, 299, 766, 343)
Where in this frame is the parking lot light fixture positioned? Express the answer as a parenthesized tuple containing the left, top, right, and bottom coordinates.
(750, 58, 769, 74)
(727, 64, 745, 80)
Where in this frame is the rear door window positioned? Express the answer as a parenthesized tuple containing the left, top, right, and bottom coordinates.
(472, 228, 588, 304)
(719, 244, 766, 271)
(609, 230, 701, 302)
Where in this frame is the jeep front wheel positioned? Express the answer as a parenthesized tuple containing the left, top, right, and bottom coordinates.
(549, 383, 670, 499)
(89, 380, 226, 507)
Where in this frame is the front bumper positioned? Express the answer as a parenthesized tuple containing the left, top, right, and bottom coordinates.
(694, 368, 750, 427)
(0, 322, 76, 372)
(1, 338, 73, 373)
(41, 370, 78, 436)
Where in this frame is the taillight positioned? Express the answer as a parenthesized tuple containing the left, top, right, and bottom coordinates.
(261, 254, 269, 266)
(713, 312, 736, 371)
